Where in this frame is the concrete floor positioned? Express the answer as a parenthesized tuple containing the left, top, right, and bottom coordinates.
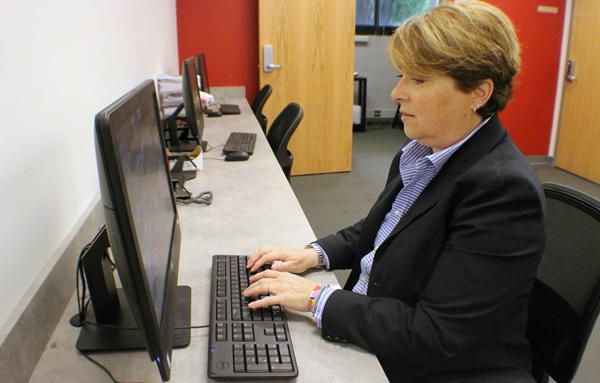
(289, 124, 599, 383)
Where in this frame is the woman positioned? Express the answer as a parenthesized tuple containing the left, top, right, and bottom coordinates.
(243, 2, 546, 381)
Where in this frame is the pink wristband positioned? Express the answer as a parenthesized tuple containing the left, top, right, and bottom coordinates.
(307, 284, 323, 313)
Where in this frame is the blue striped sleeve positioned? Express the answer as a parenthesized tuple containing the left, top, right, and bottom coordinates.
(312, 285, 337, 328)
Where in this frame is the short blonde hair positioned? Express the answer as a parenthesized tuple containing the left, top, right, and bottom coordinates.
(388, 1, 520, 116)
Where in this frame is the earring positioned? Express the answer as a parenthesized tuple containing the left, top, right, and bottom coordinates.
(472, 105, 479, 113)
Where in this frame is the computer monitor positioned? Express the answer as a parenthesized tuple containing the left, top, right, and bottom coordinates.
(181, 57, 206, 149)
(78, 79, 191, 381)
(195, 53, 210, 93)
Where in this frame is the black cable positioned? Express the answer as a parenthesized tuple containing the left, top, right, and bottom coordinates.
(81, 352, 122, 383)
(74, 243, 91, 325)
(176, 191, 213, 205)
(106, 251, 117, 269)
(72, 236, 114, 327)
(80, 324, 208, 382)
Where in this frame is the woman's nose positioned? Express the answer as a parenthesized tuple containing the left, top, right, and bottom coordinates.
(391, 80, 408, 103)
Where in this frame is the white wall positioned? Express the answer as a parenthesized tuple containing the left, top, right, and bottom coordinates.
(0, 0, 179, 335)
(355, 35, 399, 119)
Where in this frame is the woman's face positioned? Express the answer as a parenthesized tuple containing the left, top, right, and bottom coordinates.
(391, 71, 483, 152)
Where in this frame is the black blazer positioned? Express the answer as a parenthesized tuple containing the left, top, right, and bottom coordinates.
(315, 116, 546, 382)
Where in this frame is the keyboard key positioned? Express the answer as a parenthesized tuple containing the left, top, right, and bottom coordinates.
(234, 363, 245, 373)
(271, 363, 294, 373)
(246, 363, 269, 373)
(279, 344, 290, 356)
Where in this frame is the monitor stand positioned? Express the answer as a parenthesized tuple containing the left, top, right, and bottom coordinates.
(75, 287, 191, 352)
(73, 227, 191, 352)
(171, 156, 196, 200)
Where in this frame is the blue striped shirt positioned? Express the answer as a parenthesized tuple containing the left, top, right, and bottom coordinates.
(311, 117, 491, 328)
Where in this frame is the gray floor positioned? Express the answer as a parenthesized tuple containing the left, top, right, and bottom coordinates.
(291, 125, 600, 285)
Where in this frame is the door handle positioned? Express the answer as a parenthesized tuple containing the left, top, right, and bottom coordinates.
(263, 45, 282, 72)
(566, 59, 576, 82)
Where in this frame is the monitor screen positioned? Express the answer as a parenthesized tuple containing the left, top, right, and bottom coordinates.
(195, 53, 210, 93)
(113, 89, 174, 324)
(93, 79, 188, 381)
(181, 57, 205, 144)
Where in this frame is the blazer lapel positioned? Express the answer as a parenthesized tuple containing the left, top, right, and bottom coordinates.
(381, 115, 508, 243)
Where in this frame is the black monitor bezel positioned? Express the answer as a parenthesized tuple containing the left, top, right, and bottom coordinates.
(94, 79, 181, 381)
(195, 53, 210, 93)
(181, 57, 205, 145)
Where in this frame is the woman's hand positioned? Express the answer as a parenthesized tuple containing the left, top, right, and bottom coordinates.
(246, 246, 318, 273)
(243, 270, 318, 312)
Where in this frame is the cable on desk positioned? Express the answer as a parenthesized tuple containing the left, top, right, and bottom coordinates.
(204, 144, 224, 153)
(80, 324, 208, 382)
(81, 352, 125, 383)
(176, 190, 213, 205)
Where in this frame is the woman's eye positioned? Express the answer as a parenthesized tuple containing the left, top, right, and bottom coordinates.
(413, 78, 424, 84)
(397, 74, 403, 79)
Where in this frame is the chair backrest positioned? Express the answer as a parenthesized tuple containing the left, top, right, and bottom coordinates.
(266, 102, 303, 177)
(251, 85, 272, 133)
(527, 183, 600, 383)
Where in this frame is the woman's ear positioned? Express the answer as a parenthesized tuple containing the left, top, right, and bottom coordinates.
(472, 79, 494, 107)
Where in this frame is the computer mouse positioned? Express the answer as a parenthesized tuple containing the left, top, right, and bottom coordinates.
(224, 151, 250, 161)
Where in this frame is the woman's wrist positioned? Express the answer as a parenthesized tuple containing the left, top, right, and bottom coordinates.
(304, 246, 320, 268)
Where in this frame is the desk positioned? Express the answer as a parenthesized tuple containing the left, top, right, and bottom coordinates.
(29, 98, 386, 382)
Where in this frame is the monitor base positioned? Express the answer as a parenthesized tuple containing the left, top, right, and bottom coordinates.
(75, 285, 191, 352)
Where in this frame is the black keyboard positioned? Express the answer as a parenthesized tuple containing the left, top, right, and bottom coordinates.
(223, 132, 257, 154)
(220, 103, 241, 115)
(208, 255, 299, 380)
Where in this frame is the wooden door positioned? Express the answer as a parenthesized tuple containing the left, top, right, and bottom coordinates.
(259, 0, 355, 175)
(555, 0, 600, 183)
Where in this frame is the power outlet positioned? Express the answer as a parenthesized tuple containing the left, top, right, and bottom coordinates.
(373, 110, 381, 117)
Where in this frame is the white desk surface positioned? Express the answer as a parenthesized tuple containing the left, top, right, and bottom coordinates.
(29, 98, 386, 382)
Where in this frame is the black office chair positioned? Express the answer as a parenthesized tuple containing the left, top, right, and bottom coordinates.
(527, 183, 600, 383)
(251, 84, 273, 133)
(266, 102, 303, 180)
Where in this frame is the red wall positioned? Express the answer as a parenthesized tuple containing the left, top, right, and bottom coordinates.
(176, 0, 565, 155)
(176, 0, 259, 101)
(488, 0, 565, 155)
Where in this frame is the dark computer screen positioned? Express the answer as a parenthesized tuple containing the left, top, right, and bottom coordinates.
(91, 79, 189, 381)
(195, 53, 210, 93)
(112, 89, 174, 324)
(181, 57, 205, 145)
